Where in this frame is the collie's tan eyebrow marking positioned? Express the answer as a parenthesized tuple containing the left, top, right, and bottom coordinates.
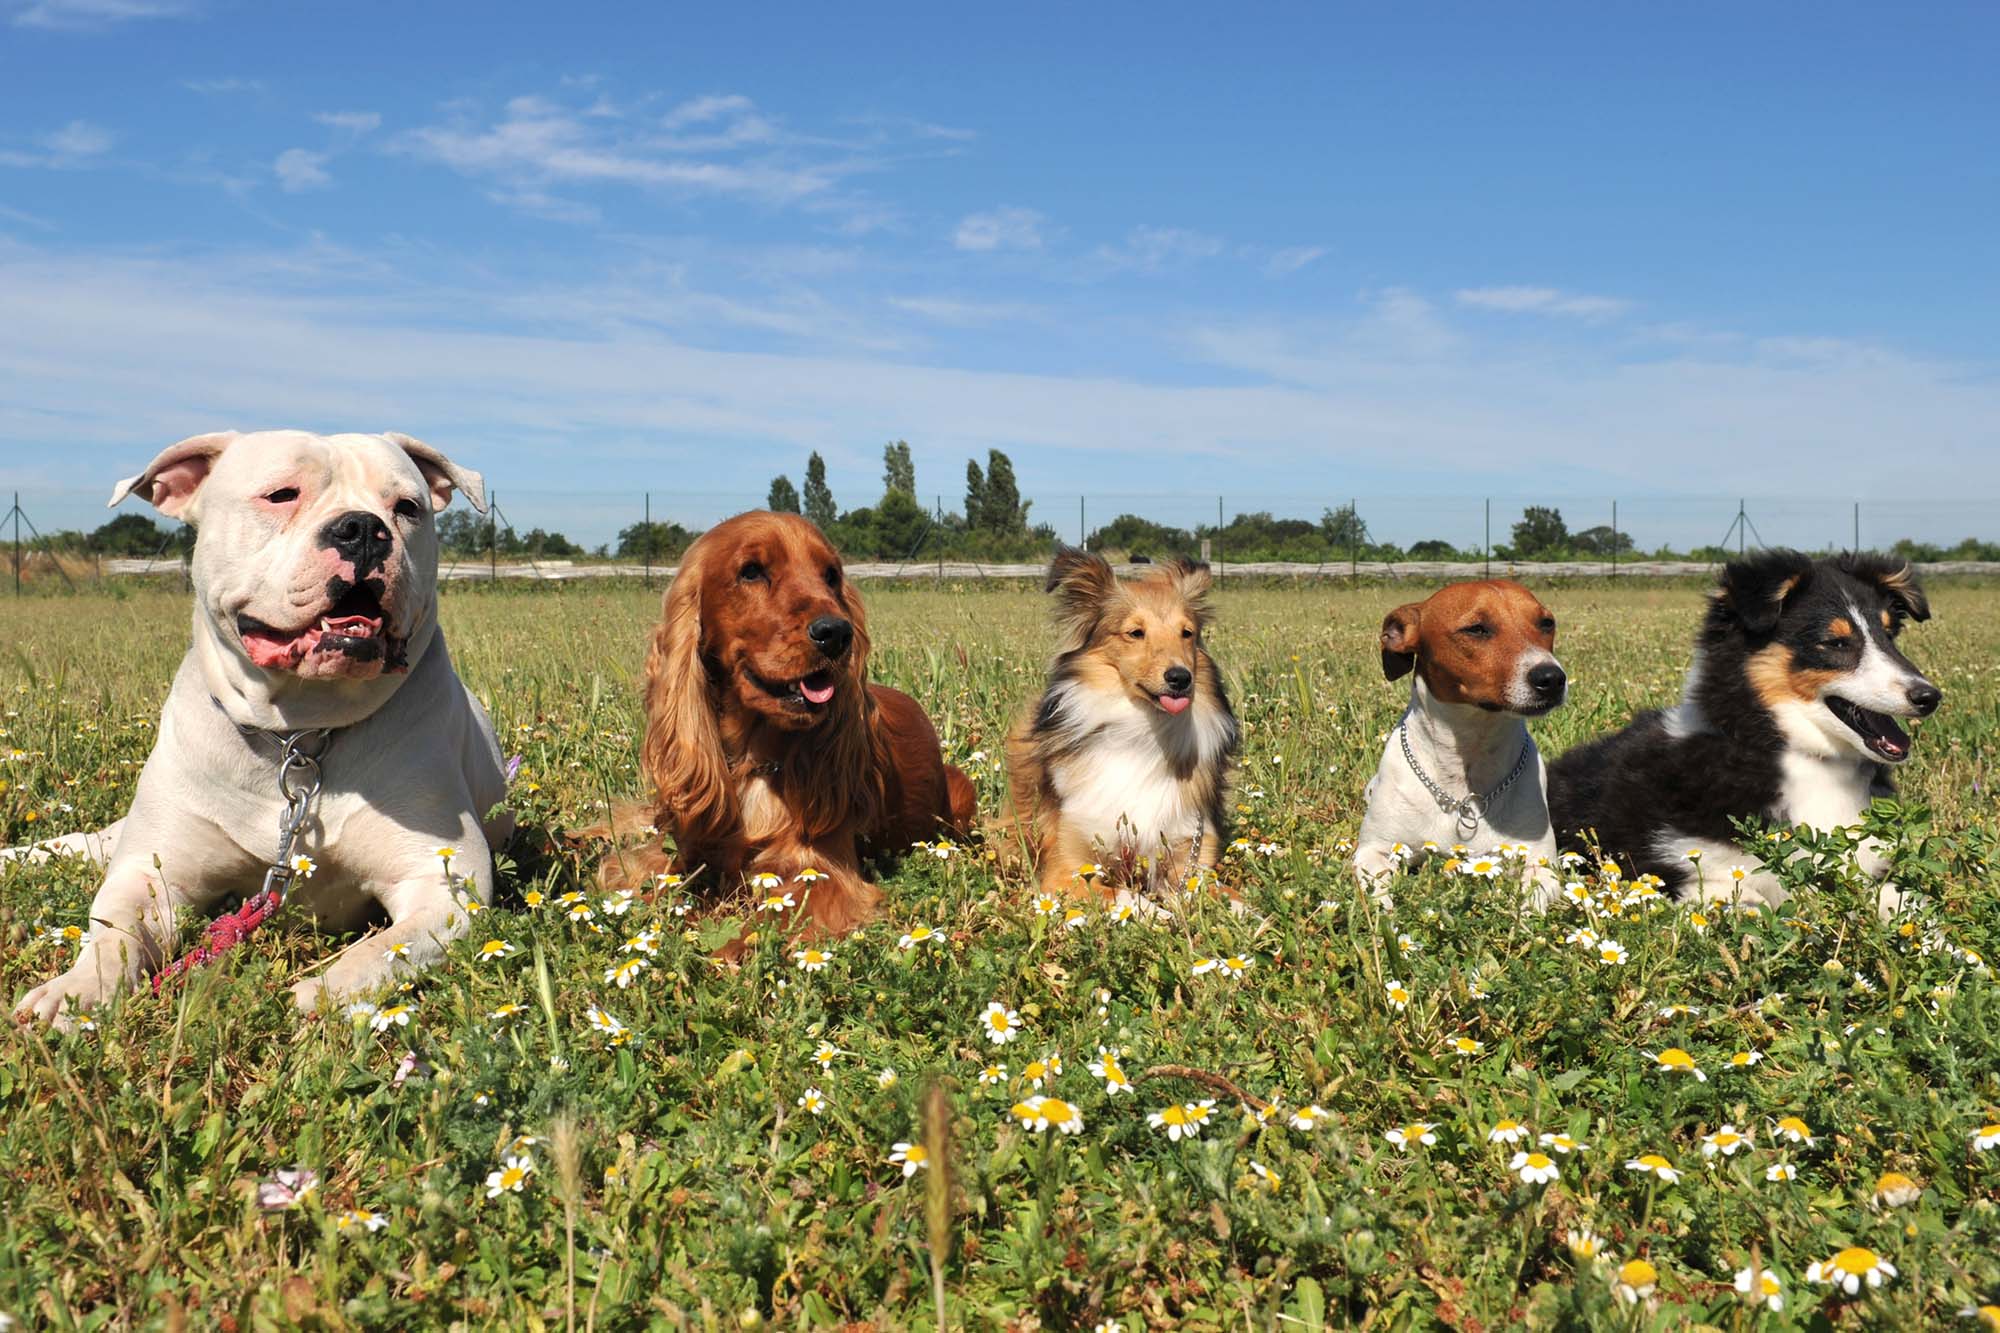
(1828, 616, 1854, 638)
(1880, 609, 1893, 630)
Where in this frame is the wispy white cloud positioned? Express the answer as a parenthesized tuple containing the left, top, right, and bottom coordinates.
(7, 0, 185, 28)
(952, 206, 1044, 252)
(1455, 285, 1631, 319)
(8, 241, 1989, 534)
(44, 120, 113, 156)
(0, 120, 115, 168)
(394, 91, 852, 212)
(1091, 225, 1224, 274)
(182, 76, 263, 95)
(273, 148, 331, 192)
(1263, 245, 1327, 277)
(314, 110, 382, 135)
(886, 295, 1043, 326)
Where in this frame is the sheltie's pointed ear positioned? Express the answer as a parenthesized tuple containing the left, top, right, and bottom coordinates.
(1716, 549, 1814, 636)
(1045, 545, 1118, 653)
(1157, 558, 1213, 616)
(1380, 602, 1422, 681)
(1839, 552, 1930, 624)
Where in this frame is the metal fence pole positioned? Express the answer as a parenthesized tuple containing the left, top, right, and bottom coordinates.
(1349, 496, 1357, 581)
(489, 490, 497, 583)
(1079, 495, 1086, 547)
(1217, 495, 1224, 583)
(1853, 501, 1860, 553)
(1612, 499, 1619, 578)
(1484, 498, 1491, 579)
(644, 492, 652, 586)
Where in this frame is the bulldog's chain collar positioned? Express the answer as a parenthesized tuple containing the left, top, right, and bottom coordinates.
(263, 728, 331, 899)
(1398, 714, 1530, 842)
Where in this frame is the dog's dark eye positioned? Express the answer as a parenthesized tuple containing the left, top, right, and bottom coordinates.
(1459, 623, 1493, 639)
(264, 487, 299, 504)
(1181, 627, 1194, 640)
(738, 561, 766, 584)
(1538, 617, 1556, 633)
(824, 566, 841, 590)
(1126, 627, 1145, 640)
(393, 498, 423, 520)
(1818, 636, 1852, 651)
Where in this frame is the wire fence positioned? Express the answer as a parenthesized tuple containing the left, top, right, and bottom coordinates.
(5, 487, 1999, 590)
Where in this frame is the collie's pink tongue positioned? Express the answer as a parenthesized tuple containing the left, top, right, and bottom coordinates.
(801, 677, 836, 705)
(1158, 693, 1191, 714)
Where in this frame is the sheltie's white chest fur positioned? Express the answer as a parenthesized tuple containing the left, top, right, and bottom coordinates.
(1041, 681, 1231, 854)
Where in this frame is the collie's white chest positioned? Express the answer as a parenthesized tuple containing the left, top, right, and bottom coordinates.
(1050, 730, 1205, 852)
(1777, 752, 1874, 832)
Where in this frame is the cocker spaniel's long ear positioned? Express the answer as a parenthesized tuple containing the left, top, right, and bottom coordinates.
(642, 540, 734, 848)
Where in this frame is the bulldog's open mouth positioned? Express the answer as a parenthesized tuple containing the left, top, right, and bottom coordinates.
(1826, 695, 1913, 763)
(749, 666, 839, 711)
(239, 582, 394, 672)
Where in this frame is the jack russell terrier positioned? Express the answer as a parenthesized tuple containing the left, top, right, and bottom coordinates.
(1354, 579, 1567, 909)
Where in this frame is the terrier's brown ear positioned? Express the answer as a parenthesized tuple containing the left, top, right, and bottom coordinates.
(1380, 602, 1422, 681)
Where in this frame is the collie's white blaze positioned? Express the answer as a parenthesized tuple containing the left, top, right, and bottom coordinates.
(1041, 679, 1231, 854)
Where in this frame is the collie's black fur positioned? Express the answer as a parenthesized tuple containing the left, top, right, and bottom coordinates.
(1548, 550, 1938, 894)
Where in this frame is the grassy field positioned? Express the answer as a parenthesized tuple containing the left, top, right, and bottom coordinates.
(2, 577, 1998, 1331)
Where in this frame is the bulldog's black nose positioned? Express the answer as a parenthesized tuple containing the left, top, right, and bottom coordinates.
(808, 615, 853, 659)
(323, 510, 393, 573)
(1164, 665, 1193, 693)
(1528, 662, 1567, 700)
(1907, 681, 1942, 716)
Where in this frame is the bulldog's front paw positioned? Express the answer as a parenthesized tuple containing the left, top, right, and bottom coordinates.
(15, 967, 121, 1030)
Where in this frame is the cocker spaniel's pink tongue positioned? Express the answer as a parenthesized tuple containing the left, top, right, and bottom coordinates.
(800, 673, 837, 705)
(1157, 694, 1191, 714)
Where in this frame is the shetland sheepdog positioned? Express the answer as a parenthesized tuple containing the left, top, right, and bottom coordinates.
(1004, 548, 1240, 898)
(1548, 550, 1941, 911)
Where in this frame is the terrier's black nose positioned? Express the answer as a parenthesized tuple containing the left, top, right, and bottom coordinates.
(322, 509, 392, 573)
(1528, 662, 1567, 699)
(808, 616, 853, 659)
(1164, 665, 1193, 693)
(1907, 681, 1942, 716)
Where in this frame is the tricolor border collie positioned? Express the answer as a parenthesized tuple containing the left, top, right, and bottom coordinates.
(1548, 551, 1942, 912)
(1004, 548, 1240, 900)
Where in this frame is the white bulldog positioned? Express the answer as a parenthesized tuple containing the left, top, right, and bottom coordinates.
(11, 429, 512, 1027)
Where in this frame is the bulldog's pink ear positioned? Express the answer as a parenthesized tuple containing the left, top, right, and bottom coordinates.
(383, 432, 487, 513)
(108, 431, 239, 519)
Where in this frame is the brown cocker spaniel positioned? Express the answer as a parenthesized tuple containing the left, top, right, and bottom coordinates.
(609, 511, 975, 938)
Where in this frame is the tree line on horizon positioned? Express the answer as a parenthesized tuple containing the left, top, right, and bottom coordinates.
(33, 460, 2000, 568)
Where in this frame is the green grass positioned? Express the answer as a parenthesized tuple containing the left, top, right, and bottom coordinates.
(2, 579, 1998, 1331)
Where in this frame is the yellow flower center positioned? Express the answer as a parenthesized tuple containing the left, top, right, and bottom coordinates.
(1831, 1247, 1879, 1276)
(1618, 1259, 1657, 1284)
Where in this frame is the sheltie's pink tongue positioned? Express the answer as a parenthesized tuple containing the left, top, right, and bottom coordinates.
(800, 675, 837, 706)
(1158, 693, 1192, 715)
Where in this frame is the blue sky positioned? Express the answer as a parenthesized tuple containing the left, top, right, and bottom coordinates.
(2, 2, 1995, 549)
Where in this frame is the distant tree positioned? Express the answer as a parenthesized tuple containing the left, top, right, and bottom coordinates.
(980, 449, 1030, 535)
(436, 509, 492, 557)
(1320, 503, 1370, 550)
(87, 512, 189, 556)
(767, 475, 801, 514)
(518, 528, 583, 558)
(883, 441, 915, 497)
(1407, 539, 1461, 561)
(615, 520, 696, 560)
(963, 459, 988, 531)
(871, 488, 930, 557)
(1509, 506, 1569, 558)
(803, 452, 836, 529)
(1088, 514, 1196, 558)
(1572, 524, 1634, 556)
